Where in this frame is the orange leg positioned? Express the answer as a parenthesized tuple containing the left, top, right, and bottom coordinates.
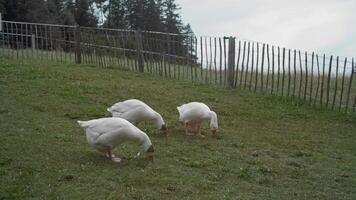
(184, 122, 189, 135)
(183, 122, 195, 135)
(180, 122, 186, 133)
(196, 123, 205, 138)
(106, 150, 121, 163)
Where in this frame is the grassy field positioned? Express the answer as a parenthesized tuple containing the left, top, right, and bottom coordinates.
(0, 58, 356, 199)
(2, 47, 355, 112)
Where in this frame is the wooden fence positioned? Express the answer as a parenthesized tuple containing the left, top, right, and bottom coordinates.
(0, 17, 355, 113)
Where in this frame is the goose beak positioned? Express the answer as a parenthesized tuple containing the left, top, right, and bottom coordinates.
(148, 154, 155, 162)
(211, 129, 217, 138)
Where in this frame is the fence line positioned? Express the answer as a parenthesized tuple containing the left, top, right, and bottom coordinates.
(0, 17, 355, 113)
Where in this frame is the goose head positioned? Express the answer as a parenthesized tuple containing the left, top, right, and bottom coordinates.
(154, 112, 168, 142)
(160, 124, 168, 142)
(209, 111, 218, 138)
(146, 145, 155, 162)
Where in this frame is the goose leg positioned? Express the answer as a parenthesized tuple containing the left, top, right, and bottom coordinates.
(106, 150, 121, 163)
(105, 151, 113, 159)
(196, 123, 205, 138)
(184, 122, 189, 135)
(184, 122, 194, 136)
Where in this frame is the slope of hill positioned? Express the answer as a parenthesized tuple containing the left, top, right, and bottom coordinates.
(0, 58, 355, 199)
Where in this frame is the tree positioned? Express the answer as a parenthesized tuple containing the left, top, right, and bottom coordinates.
(103, 0, 127, 28)
(182, 23, 197, 63)
(142, 0, 162, 31)
(2, 0, 58, 23)
(0, 0, 6, 14)
(1, 0, 63, 24)
(3, 0, 25, 21)
(124, 0, 145, 30)
(75, 0, 97, 26)
(161, 0, 182, 33)
(1, 0, 193, 35)
(60, 0, 76, 25)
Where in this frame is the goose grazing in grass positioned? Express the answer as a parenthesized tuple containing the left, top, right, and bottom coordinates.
(107, 99, 168, 141)
(77, 117, 155, 163)
(177, 102, 218, 138)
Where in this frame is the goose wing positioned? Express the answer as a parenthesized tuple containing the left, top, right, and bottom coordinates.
(178, 102, 211, 122)
(78, 118, 128, 135)
(108, 99, 149, 115)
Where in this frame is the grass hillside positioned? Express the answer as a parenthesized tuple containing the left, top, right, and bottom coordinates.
(0, 58, 355, 199)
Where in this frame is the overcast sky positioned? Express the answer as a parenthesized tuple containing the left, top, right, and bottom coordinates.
(176, 0, 356, 59)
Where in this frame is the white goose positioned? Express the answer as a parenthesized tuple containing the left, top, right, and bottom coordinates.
(77, 117, 155, 163)
(177, 102, 218, 138)
(107, 99, 168, 141)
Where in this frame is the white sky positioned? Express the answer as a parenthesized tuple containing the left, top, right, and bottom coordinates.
(176, 0, 356, 59)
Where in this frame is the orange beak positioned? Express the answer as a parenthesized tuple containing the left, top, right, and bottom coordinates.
(148, 154, 155, 162)
(211, 129, 217, 138)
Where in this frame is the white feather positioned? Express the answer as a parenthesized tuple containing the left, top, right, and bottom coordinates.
(107, 99, 165, 129)
(77, 117, 152, 153)
(177, 102, 218, 129)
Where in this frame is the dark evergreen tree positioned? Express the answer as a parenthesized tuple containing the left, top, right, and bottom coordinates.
(1, 0, 194, 46)
(3, 0, 26, 21)
(103, 0, 127, 28)
(0, 0, 6, 14)
(1, 0, 194, 62)
(2, 0, 59, 23)
(182, 23, 194, 36)
(124, 0, 145, 30)
(182, 23, 197, 63)
(142, 0, 162, 31)
(60, 0, 76, 25)
(75, 0, 97, 26)
(162, 0, 182, 33)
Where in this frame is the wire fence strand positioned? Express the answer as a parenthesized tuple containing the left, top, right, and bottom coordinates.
(0, 20, 355, 113)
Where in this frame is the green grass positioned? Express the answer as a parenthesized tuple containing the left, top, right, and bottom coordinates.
(2, 47, 355, 113)
(1, 58, 356, 199)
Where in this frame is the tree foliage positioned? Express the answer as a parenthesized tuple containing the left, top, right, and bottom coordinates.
(1, 0, 193, 35)
(2, 0, 97, 26)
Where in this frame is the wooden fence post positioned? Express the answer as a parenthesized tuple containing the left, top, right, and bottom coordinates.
(265, 44, 270, 92)
(244, 41, 250, 89)
(320, 54, 326, 106)
(240, 41, 246, 87)
(205, 36, 209, 83)
(201, 36, 204, 82)
(31, 34, 36, 50)
(254, 43, 259, 91)
(271, 46, 275, 94)
(353, 61, 356, 112)
(314, 54, 320, 105)
(260, 44, 266, 92)
(135, 29, 144, 72)
(326, 56, 333, 107)
(75, 25, 81, 64)
(249, 42, 255, 90)
(227, 36, 236, 88)
(0, 13, 2, 31)
(339, 57, 347, 111)
(214, 37, 217, 84)
(345, 58, 354, 112)
(235, 40, 241, 87)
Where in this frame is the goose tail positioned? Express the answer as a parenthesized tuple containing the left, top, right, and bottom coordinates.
(107, 107, 113, 113)
(176, 106, 182, 114)
(77, 120, 90, 128)
(177, 106, 183, 122)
